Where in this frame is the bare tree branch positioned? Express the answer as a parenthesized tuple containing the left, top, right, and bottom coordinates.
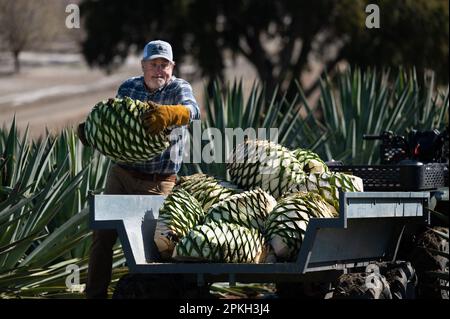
(0, 0, 61, 73)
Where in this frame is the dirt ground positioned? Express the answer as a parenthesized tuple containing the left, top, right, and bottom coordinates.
(0, 52, 258, 138)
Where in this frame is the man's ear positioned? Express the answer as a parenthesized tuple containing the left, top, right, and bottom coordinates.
(141, 60, 145, 72)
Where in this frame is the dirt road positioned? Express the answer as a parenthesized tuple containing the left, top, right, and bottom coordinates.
(0, 54, 140, 137)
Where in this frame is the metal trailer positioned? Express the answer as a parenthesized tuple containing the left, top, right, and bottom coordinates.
(89, 190, 447, 286)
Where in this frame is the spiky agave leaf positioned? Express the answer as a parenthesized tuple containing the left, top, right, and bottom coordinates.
(265, 192, 336, 261)
(227, 139, 306, 199)
(292, 148, 329, 174)
(154, 188, 204, 259)
(204, 188, 276, 232)
(293, 171, 364, 211)
(173, 221, 266, 263)
(84, 97, 170, 163)
(175, 173, 241, 211)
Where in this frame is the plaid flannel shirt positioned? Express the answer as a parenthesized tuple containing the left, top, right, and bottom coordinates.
(115, 75, 200, 174)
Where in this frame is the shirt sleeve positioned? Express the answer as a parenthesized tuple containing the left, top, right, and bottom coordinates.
(176, 81, 200, 121)
(116, 77, 141, 99)
(116, 82, 127, 98)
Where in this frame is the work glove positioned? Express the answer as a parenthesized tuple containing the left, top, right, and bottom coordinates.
(140, 101, 190, 135)
(77, 122, 90, 147)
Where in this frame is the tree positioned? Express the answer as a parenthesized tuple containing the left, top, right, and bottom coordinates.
(80, 0, 449, 95)
(0, 0, 60, 73)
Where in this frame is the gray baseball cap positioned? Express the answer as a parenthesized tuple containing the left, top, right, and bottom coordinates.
(142, 40, 173, 62)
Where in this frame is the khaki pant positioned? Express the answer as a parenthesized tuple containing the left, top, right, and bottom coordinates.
(85, 164, 175, 299)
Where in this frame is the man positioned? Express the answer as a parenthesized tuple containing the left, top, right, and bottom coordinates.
(78, 40, 200, 299)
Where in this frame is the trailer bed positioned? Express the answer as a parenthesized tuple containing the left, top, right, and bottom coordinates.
(89, 191, 430, 282)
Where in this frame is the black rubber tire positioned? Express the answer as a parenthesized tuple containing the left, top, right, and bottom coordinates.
(330, 261, 418, 299)
(381, 261, 417, 299)
(331, 269, 392, 299)
(405, 227, 449, 299)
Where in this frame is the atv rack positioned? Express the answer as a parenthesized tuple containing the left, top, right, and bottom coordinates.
(89, 191, 433, 284)
(330, 163, 447, 191)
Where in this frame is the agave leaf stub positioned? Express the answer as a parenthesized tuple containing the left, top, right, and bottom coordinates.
(292, 171, 364, 211)
(175, 173, 241, 211)
(292, 148, 329, 174)
(154, 188, 204, 259)
(204, 188, 277, 232)
(227, 140, 306, 199)
(173, 221, 267, 263)
(84, 97, 170, 163)
(265, 192, 335, 261)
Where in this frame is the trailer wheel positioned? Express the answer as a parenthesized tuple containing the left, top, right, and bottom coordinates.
(406, 226, 449, 299)
(331, 267, 392, 299)
(382, 261, 417, 299)
(330, 261, 418, 299)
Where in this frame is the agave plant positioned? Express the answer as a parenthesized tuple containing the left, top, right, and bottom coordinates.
(0, 119, 125, 298)
(180, 79, 320, 179)
(297, 67, 449, 164)
(182, 68, 448, 181)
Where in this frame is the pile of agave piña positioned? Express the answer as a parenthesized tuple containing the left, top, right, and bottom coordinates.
(155, 139, 363, 263)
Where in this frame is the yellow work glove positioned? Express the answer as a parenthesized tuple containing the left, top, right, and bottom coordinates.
(140, 101, 191, 135)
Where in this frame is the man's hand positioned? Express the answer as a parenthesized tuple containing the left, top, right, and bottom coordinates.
(77, 122, 90, 147)
(141, 101, 190, 135)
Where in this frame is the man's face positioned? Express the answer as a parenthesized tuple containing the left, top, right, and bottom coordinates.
(141, 58, 174, 91)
